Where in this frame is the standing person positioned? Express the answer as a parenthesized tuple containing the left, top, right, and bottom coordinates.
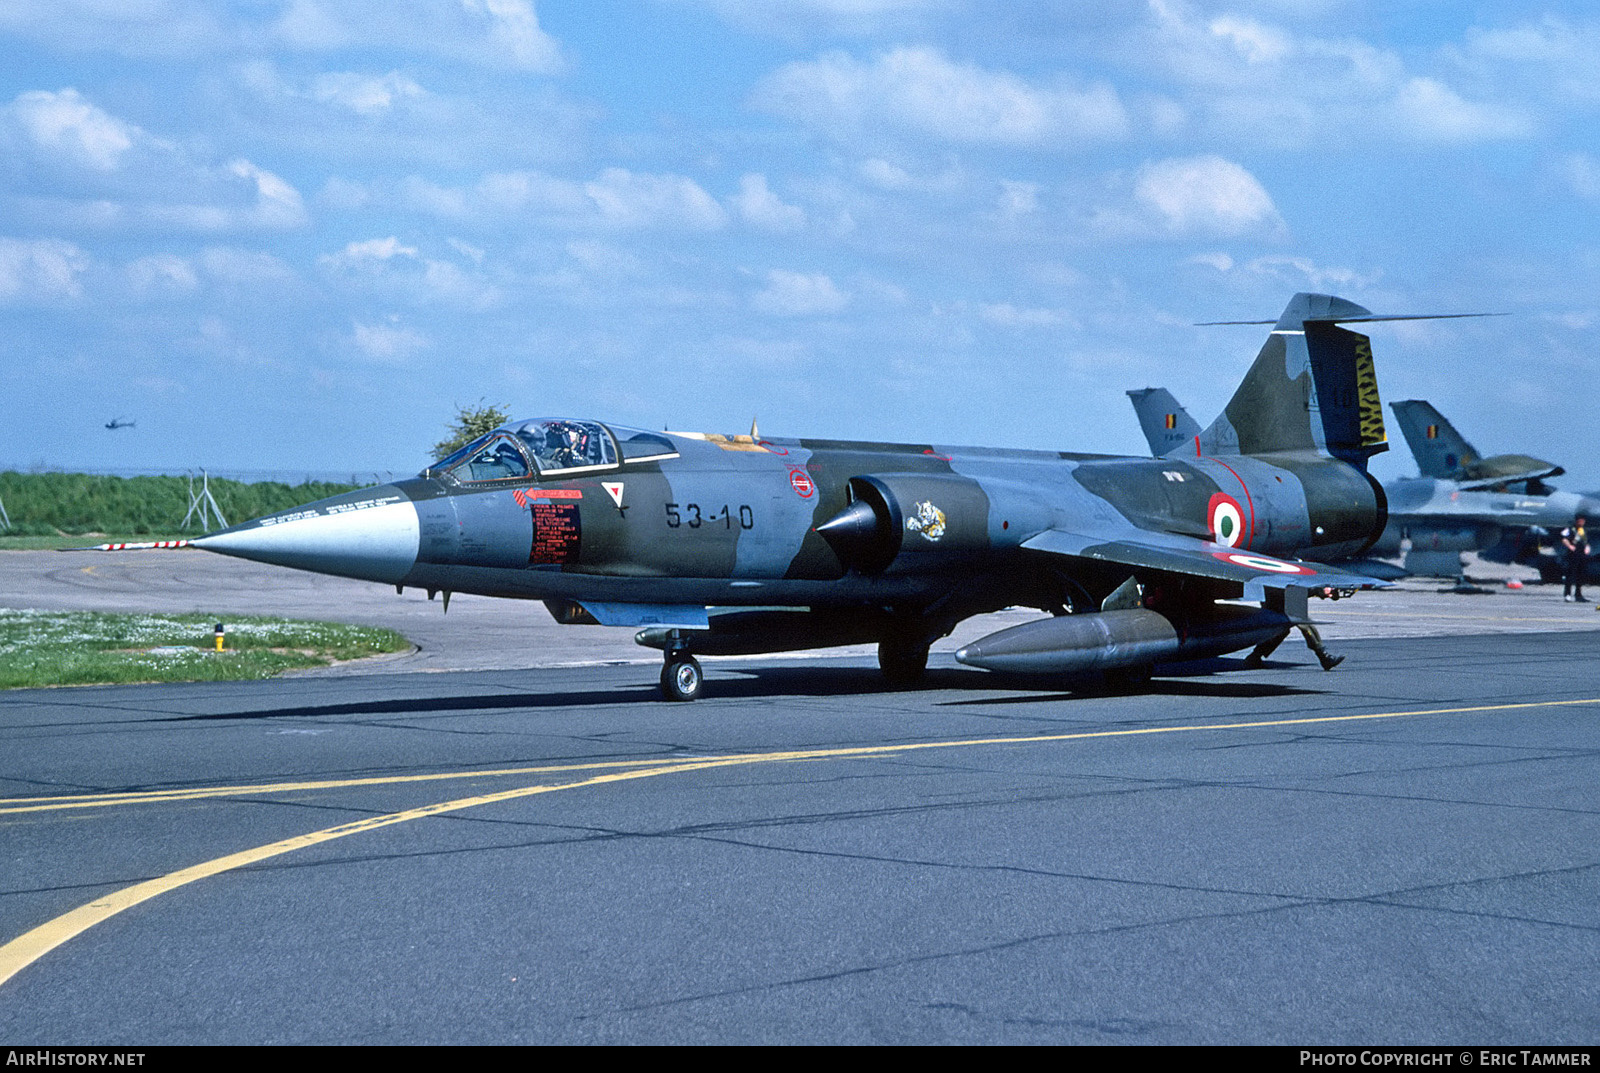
(1560, 515, 1590, 602)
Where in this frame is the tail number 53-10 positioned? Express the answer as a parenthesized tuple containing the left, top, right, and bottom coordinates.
(665, 503, 755, 530)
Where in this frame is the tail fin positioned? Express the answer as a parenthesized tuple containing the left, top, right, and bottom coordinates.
(1126, 387, 1201, 457)
(1390, 400, 1478, 479)
(1390, 399, 1563, 486)
(1197, 293, 1389, 470)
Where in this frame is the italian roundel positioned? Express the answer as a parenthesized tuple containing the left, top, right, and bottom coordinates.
(1207, 492, 1247, 547)
(1210, 551, 1318, 575)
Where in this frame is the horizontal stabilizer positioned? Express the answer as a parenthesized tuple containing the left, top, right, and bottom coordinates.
(1199, 312, 1506, 326)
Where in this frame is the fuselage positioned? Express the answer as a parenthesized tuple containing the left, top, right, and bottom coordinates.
(1372, 477, 1600, 554)
(195, 423, 1385, 619)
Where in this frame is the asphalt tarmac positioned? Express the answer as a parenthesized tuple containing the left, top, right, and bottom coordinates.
(6, 548, 1600, 674)
(2, 551, 1598, 1043)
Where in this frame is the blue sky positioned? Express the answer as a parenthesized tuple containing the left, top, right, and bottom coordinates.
(2, 0, 1597, 492)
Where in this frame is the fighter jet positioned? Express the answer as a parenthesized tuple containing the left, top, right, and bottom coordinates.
(104, 418, 135, 430)
(1390, 400, 1563, 490)
(166, 293, 1395, 700)
(1389, 399, 1600, 578)
(1127, 389, 1600, 577)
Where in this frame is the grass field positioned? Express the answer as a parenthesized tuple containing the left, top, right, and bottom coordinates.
(0, 610, 412, 689)
(0, 534, 190, 550)
(0, 471, 357, 538)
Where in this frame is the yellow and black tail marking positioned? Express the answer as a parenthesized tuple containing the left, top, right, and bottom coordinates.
(1353, 336, 1386, 448)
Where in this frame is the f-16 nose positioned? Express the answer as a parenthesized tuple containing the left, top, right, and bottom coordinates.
(191, 485, 420, 585)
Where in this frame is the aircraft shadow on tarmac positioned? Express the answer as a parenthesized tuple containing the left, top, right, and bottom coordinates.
(160, 658, 1326, 723)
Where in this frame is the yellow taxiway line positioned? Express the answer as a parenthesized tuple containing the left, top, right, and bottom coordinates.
(3, 695, 1597, 988)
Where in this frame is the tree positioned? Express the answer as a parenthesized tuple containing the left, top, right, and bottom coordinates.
(432, 400, 511, 460)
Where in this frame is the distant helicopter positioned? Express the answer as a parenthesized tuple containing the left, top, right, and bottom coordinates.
(104, 418, 135, 430)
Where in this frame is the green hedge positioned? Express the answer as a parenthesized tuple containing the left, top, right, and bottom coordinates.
(0, 472, 360, 536)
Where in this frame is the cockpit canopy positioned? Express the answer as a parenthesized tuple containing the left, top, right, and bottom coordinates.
(425, 419, 678, 482)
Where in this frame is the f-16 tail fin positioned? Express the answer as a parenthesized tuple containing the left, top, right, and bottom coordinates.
(1390, 399, 1477, 478)
(1390, 399, 1563, 487)
(1195, 293, 1389, 469)
(1127, 388, 1201, 458)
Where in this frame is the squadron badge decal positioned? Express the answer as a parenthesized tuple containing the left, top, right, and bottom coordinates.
(905, 500, 947, 541)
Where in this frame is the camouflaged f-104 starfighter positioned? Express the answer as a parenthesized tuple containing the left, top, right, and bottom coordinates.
(159, 293, 1402, 700)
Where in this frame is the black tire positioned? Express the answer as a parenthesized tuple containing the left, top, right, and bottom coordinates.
(878, 637, 930, 687)
(1102, 663, 1153, 690)
(659, 656, 703, 701)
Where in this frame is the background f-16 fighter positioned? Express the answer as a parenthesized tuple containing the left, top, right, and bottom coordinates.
(138, 293, 1407, 700)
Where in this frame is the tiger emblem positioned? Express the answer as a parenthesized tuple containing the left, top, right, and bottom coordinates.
(905, 500, 947, 542)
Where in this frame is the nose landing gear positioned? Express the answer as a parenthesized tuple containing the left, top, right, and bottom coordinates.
(655, 629, 704, 701)
(660, 652, 703, 702)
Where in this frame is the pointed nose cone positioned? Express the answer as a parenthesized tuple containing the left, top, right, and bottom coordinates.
(815, 497, 898, 573)
(192, 485, 419, 585)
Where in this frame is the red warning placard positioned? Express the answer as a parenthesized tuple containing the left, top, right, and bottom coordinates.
(531, 503, 581, 564)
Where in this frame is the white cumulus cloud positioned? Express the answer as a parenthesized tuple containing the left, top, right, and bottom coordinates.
(585, 169, 727, 230)
(1556, 153, 1600, 201)
(753, 46, 1128, 147)
(1134, 156, 1283, 238)
(733, 174, 805, 232)
(1391, 77, 1532, 143)
(322, 237, 498, 309)
(697, 0, 949, 37)
(126, 253, 198, 294)
(4, 89, 308, 233)
(0, 236, 88, 302)
(752, 270, 849, 316)
(352, 318, 430, 363)
(461, 0, 565, 72)
(1138, 1, 1535, 147)
(997, 180, 1039, 218)
(9, 88, 135, 171)
(311, 71, 426, 116)
(334, 237, 421, 263)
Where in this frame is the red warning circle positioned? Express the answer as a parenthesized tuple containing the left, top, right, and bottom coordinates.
(1211, 551, 1317, 575)
(1207, 492, 1247, 547)
(789, 468, 815, 498)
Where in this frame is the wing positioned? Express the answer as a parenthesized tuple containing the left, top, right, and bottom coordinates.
(1021, 526, 1392, 596)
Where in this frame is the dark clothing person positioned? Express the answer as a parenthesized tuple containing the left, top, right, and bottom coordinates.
(1245, 623, 1343, 671)
(1561, 519, 1590, 602)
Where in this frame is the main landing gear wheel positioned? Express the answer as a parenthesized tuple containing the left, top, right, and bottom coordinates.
(1101, 663, 1153, 690)
(660, 655, 703, 702)
(878, 637, 930, 687)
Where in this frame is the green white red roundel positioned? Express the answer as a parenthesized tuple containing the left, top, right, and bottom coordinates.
(1210, 551, 1317, 575)
(1207, 492, 1247, 547)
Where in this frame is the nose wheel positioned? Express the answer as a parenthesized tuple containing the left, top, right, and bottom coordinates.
(659, 654, 703, 701)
